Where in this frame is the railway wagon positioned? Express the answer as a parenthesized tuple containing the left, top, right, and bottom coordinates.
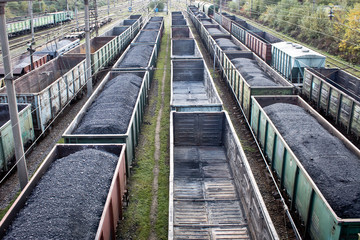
(171, 26, 193, 39)
(0, 53, 48, 77)
(171, 38, 202, 59)
(0, 144, 127, 239)
(123, 15, 143, 39)
(230, 19, 263, 45)
(113, 43, 159, 80)
(134, 19, 164, 52)
(6, 11, 73, 37)
(207, 35, 250, 69)
(171, 59, 222, 112)
(169, 111, 279, 239)
(271, 42, 326, 83)
(0, 56, 86, 134)
(63, 71, 151, 174)
(65, 36, 118, 75)
(250, 95, 360, 240)
(34, 38, 80, 60)
(0, 104, 34, 174)
(199, 24, 230, 54)
(222, 52, 294, 119)
(302, 68, 360, 140)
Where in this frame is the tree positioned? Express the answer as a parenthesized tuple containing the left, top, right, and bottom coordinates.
(339, 3, 360, 63)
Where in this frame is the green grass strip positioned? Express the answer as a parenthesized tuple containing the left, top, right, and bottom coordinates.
(116, 14, 170, 240)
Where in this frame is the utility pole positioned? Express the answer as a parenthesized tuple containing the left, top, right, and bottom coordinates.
(28, 1, 34, 43)
(66, 0, 69, 11)
(107, 0, 110, 17)
(329, 6, 334, 20)
(94, 0, 98, 36)
(84, 0, 93, 97)
(75, 6, 79, 31)
(0, 1, 28, 190)
(27, 42, 35, 70)
(219, 0, 222, 14)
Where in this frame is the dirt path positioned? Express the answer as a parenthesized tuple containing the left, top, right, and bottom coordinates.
(148, 24, 170, 240)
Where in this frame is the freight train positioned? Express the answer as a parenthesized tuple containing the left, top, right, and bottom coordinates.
(187, 4, 360, 240)
(0, 14, 143, 176)
(0, 15, 161, 239)
(168, 11, 279, 239)
(6, 11, 74, 38)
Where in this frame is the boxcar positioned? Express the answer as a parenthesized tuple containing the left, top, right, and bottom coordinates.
(169, 111, 279, 239)
(271, 42, 326, 83)
(251, 95, 360, 240)
(302, 67, 360, 140)
(0, 144, 127, 239)
(0, 104, 34, 173)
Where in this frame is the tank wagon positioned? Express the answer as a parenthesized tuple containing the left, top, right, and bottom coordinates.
(251, 95, 360, 240)
(222, 52, 294, 119)
(0, 104, 34, 174)
(302, 67, 360, 141)
(6, 11, 73, 37)
(171, 59, 222, 112)
(0, 56, 86, 134)
(0, 53, 48, 77)
(169, 111, 279, 239)
(271, 42, 326, 84)
(193, 1, 218, 16)
(34, 38, 80, 60)
(0, 144, 127, 239)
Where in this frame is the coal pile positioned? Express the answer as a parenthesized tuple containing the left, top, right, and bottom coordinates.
(215, 38, 241, 51)
(74, 73, 143, 134)
(135, 31, 158, 43)
(116, 45, 154, 68)
(263, 103, 360, 218)
(144, 22, 161, 30)
(231, 58, 278, 86)
(4, 149, 118, 239)
(207, 28, 223, 35)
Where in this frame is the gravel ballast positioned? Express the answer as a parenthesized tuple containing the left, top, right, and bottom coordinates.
(116, 45, 154, 68)
(4, 149, 118, 239)
(263, 103, 360, 218)
(135, 31, 158, 43)
(74, 73, 143, 134)
(231, 58, 278, 86)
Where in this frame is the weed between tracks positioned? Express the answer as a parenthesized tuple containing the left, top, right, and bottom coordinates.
(116, 14, 170, 240)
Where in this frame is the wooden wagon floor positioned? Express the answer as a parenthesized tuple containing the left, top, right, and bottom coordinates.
(173, 146, 250, 239)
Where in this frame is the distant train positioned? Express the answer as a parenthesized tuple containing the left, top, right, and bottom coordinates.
(6, 11, 74, 37)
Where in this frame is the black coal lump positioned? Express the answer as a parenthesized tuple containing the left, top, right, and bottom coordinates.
(4, 149, 118, 240)
(135, 31, 158, 43)
(144, 22, 161, 30)
(116, 45, 154, 68)
(74, 73, 143, 134)
(231, 58, 278, 86)
(263, 103, 360, 218)
(215, 38, 241, 51)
